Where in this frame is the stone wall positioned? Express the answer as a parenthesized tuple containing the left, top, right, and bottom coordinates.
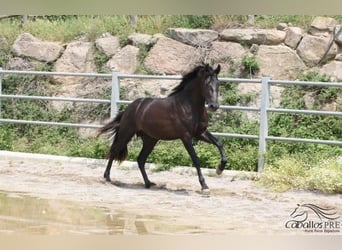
(2, 16, 342, 112)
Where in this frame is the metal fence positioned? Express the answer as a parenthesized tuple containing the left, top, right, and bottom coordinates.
(1, 68, 342, 171)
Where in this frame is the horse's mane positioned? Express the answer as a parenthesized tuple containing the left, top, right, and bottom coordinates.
(301, 204, 340, 220)
(168, 64, 209, 97)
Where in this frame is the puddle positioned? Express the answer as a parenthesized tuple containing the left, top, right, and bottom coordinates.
(0, 191, 199, 235)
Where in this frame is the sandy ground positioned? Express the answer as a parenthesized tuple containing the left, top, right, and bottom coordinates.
(0, 150, 341, 235)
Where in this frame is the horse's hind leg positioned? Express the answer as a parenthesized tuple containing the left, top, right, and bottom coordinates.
(104, 141, 117, 181)
(137, 134, 158, 188)
(104, 157, 114, 181)
(104, 127, 135, 182)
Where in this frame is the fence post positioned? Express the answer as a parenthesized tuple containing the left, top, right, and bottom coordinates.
(111, 71, 120, 118)
(258, 77, 270, 172)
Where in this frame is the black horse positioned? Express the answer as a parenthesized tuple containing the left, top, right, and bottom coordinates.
(98, 64, 227, 191)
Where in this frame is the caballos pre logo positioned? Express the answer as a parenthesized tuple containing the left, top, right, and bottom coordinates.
(285, 203, 341, 233)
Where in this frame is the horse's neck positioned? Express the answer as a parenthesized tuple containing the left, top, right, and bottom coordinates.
(178, 81, 205, 113)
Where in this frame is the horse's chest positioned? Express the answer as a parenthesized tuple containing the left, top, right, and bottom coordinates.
(180, 110, 207, 135)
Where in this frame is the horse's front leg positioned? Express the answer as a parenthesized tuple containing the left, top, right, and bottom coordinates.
(181, 137, 209, 191)
(197, 130, 228, 175)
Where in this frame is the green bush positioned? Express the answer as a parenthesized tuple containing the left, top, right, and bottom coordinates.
(241, 55, 260, 77)
(0, 125, 13, 150)
(0, 47, 11, 67)
(267, 71, 342, 166)
(258, 157, 342, 193)
(68, 137, 108, 159)
(94, 50, 111, 73)
(173, 15, 214, 29)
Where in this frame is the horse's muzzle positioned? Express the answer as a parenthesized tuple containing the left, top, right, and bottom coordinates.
(208, 103, 219, 111)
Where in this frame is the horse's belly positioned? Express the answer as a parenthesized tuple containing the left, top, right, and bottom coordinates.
(140, 119, 180, 140)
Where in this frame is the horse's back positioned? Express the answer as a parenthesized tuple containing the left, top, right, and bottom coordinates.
(128, 97, 182, 140)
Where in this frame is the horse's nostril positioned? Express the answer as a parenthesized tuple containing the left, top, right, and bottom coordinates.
(208, 103, 219, 111)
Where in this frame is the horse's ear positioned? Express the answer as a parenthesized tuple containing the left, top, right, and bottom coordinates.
(215, 64, 221, 75)
(204, 63, 210, 72)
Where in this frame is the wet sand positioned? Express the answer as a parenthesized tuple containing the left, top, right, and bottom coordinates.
(0, 151, 341, 235)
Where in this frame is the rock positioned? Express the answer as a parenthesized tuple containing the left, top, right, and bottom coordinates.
(167, 28, 218, 47)
(120, 78, 179, 100)
(277, 23, 288, 31)
(52, 41, 96, 86)
(105, 45, 140, 74)
(220, 28, 286, 45)
(152, 33, 166, 40)
(296, 35, 338, 67)
(256, 45, 307, 80)
(95, 34, 120, 57)
(334, 25, 342, 46)
(304, 85, 339, 111)
(319, 61, 342, 81)
(335, 54, 342, 61)
(249, 44, 259, 54)
(128, 33, 157, 47)
(207, 41, 246, 75)
(12, 33, 63, 62)
(303, 92, 315, 109)
(309, 16, 338, 36)
(237, 83, 284, 120)
(144, 37, 203, 75)
(285, 27, 303, 49)
(303, 88, 339, 111)
(322, 102, 338, 111)
(6, 57, 43, 70)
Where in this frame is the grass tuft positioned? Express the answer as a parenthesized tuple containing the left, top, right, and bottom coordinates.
(257, 157, 342, 194)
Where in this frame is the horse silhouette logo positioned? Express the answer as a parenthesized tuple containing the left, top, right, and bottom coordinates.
(285, 203, 340, 230)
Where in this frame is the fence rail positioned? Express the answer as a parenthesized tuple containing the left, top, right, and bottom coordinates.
(1, 68, 341, 171)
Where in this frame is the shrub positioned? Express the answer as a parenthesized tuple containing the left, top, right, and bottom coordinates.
(172, 15, 214, 29)
(258, 157, 342, 193)
(241, 55, 260, 77)
(0, 125, 13, 150)
(257, 157, 309, 192)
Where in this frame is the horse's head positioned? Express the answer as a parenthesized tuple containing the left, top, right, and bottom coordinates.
(198, 64, 221, 111)
(290, 204, 308, 222)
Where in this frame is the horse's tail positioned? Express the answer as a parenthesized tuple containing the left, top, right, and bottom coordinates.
(97, 111, 124, 137)
(97, 111, 132, 164)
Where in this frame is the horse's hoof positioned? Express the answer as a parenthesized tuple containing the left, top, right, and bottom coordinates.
(201, 188, 210, 196)
(145, 182, 156, 188)
(216, 167, 223, 175)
